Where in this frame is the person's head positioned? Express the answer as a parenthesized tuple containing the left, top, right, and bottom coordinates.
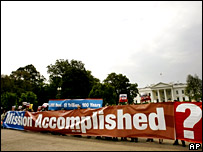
(77, 105, 81, 109)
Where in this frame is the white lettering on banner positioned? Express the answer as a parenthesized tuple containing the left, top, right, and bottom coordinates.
(4, 108, 167, 134)
(68, 103, 80, 108)
(105, 114, 116, 130)
(92, 112, 98, 129)
(99, 112, 104, 129)
(50, 103, 55, 107)
(57, 117, 65, 129)
(90, 103, 101, 107)
(42, 117, 49, 128)
(35, 114, 42, 128)
(149, 108, 166, 130)
(49, 117, 56, 129)
(64, 103, 67, 107)
(81, 116, 92, 133)
(56, 103, 62, 107)
(69, 117, 80, 129)
(31, 107, 166, 134)
(82, 103, 89, 107)
(4, 112, 31, 127)
(133, 113, 148, 130)
(117, 110, 132, 129)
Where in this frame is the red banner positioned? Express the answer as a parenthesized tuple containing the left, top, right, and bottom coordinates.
(24, 103, 175, 140)
(174, 102, 202, 143)
(5, 102, 202, 143)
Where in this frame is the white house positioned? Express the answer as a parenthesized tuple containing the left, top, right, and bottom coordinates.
(134, 82, 190, 103)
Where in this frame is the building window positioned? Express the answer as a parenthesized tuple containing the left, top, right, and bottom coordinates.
(156, 92, 158, 96)
(182, 90, 184, 94)
(176, 90, 179, 94)
(177, 97, 179, 101)
(183, 97, 185, 101)
(149, 93, 151, 96)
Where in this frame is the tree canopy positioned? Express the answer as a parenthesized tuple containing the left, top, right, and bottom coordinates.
(185, 74, 202, 101)
(103, 72, 138, 104)
(47, 59, 99, 99)
(1, 59, 139, 110)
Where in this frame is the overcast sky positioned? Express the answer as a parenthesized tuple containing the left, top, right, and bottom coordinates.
(1, 1, 202, 88)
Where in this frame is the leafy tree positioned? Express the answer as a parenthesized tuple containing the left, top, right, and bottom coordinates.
(1, 92, 18, 110)
(104, 73, 130, 95)
(185, 74, 202, 101)
(103, 72, 138, 104)
(47, 59, 98, 99)
(10, 64, 45, 86)
(88, 83, 117, 106)
(1, 75, 15, 94)
(62, 67, 90, 98)
(19, 91, 38, 110)
(9, 64, 46, 105)
(128, 83, 139, 103)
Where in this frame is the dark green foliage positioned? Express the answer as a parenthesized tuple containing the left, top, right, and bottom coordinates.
(88, 83, 117, 106)
(1, 59, 139, 110)
(185, 74, 202, 101)
(19, 91, 38, 110)
(47, 59, 99, 99)
(1, 92, 18, 110)
(103, 72, 138, 104)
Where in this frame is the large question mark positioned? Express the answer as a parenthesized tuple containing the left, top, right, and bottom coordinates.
(176, 103, 202, 139)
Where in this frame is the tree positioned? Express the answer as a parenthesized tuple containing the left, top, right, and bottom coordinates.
(185, 74, 202, 101)
(1, 92, 18, 110)
(103, 72, 138, 104)
(9, 64, 46, 105)
(47, 59, 98, 99)
(128, 83, 139, 103)
(19, 91, 38, 110)
(10, 64, 45, 86)
(1, 75, 15, 94)
(62, 67, 90, 98)
(88, 83, 117, 106)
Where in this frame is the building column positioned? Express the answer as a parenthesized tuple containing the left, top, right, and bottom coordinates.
(157, 90, 161, 102)
(164, 89, 167, 102)
(171, 88, 174, 101)
(151, 90, 154, 103)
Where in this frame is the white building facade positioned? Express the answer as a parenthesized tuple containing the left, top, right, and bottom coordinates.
(134, 82, 190, 103)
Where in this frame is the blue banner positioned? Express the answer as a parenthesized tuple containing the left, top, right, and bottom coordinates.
(48, 99, 103, 110)
(2, 111, 25, 130)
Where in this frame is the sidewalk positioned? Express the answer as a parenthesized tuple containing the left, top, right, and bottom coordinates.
(1, 128, 202, 151)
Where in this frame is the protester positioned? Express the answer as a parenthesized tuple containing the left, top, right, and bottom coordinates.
(173, 139, 186, 147)
(77, 105, 81, 109)
(96, 136, 102, 139)
(146, 138, 154, 142)
(1, 109, 7, 128)
(121, 137, 128, 141)
(112, 137, 118, 141)
(18, 106, 22, 111)
(12, 106, 16, 111)
(37, 106, 42, 112)
(131, 137, 138, 142)
(159, 139, 163, 144)
(172, 99, 186, 147)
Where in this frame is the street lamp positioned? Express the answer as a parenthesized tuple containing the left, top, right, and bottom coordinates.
(57, 87, 62, 99)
